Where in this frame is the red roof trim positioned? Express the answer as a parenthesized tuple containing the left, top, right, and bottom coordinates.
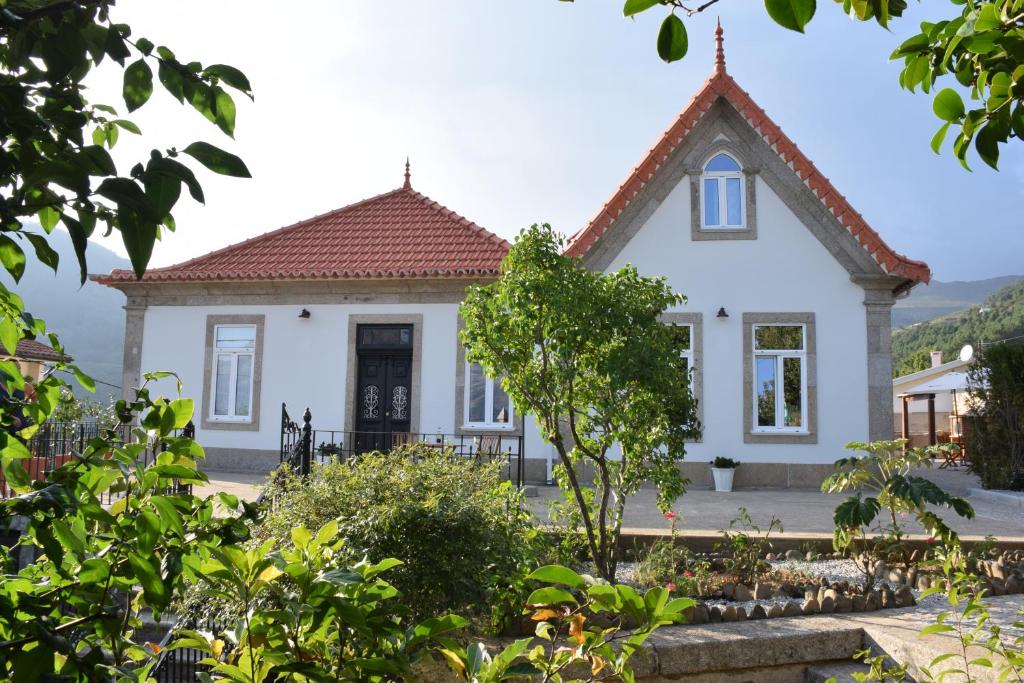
(564, 70, 931, 287)
(94, 186, 510, 285)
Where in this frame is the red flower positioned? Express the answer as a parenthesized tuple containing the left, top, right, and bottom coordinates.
(683, 570, 694, 578)
(665, 582, 677, 592)
(925, 536, 937, 545)
(664, 511, 678, 521)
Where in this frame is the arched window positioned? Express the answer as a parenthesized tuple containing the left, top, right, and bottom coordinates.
(701, 153, 744, 229)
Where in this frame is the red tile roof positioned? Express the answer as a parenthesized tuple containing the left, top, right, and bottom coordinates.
(1, 339, 67, 362)
(94, 185, 510, 285)
(565, 50, 930, 289)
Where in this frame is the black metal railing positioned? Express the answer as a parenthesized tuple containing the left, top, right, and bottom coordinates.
(152, 615, 231, 682)
(279, 403, 526, 486)
(1, 421, 196, 502)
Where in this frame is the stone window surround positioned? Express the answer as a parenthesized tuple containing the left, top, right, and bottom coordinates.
(660, 312, 704, 441)
(689, 143, 758, 241)
(453, 318, 524, 436)
(742, 312, 817, 444)
(201, 314, 265, 432)
(344, 314, 424, 435)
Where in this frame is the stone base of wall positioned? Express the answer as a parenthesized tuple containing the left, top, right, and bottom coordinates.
(203, 447, 281, 473)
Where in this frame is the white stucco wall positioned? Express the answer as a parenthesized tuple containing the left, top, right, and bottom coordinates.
(139, 303, 461, 451)
(602, 175, 870, 465)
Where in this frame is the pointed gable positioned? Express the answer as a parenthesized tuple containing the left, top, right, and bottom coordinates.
(565, 31, 930, 293)
(94, 185, 509, 285)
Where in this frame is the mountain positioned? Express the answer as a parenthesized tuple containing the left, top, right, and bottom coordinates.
(892, 278, 1024, 376)
(0, 229, 128, 397)
(892, 275, 1023, 328)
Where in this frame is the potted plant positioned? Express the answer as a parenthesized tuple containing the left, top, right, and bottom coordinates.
(711, 457, 740, 492)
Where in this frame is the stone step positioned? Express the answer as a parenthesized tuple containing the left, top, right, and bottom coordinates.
(805, 660, 873, 683)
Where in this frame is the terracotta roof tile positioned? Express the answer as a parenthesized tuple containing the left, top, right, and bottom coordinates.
(94, 186, 509, 285)
(566, 68, 930, 289)
(1, 339, 66, 362)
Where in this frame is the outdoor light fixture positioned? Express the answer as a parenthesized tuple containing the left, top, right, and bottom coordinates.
(716, 307, 729, 319)
(298, 308, 311, 319)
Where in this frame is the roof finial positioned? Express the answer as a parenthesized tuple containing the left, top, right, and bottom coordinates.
(403, 157, 412, 189)
(714, 18, 726, 74)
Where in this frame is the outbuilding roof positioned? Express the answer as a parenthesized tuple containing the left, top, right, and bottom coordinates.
(565, 23, 930, 291)
(1, 339, 67, 363)
(94, 171, 509, 285)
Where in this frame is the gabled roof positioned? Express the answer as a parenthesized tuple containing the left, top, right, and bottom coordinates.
(1, 339, 67, 363)
(565, 25, 930, 291)
(94, 178, 510, 285)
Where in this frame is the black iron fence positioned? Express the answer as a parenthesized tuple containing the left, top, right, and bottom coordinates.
(0, 420, 195, 502)
(279, 403, 526, 486)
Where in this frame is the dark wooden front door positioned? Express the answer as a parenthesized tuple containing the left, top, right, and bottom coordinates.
(353, 325, 414, 453)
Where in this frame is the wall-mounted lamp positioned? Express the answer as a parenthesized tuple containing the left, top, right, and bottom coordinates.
(716, 307, 729, 319)
(298, 308, 311, 319)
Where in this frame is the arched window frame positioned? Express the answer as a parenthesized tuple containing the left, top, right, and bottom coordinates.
(700, 152, 745, 230)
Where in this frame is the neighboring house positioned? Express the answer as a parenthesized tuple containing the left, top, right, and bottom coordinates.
(892, 350, 973, 445)
(94, 28, 930, 487)
(1, 339, 66, 381)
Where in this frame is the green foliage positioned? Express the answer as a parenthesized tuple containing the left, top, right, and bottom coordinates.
(177, 522, 467, 682)
(595, 0, 1024, 165)
(715, 506, 782, 585)
(893, 278, 1024, 377)
(850, 649, 909, 682)
(50, 386, 119, 428)
(0, 371, 257, 681)
(967, 343, 1024, 490)
(460, 224, 700, 583)
(253, 447, 539, 629)
(0, 0, 251, 282)
(822, 440, 975, 584)
(439, 564, 693, 682)
(712, 456, 739, 469)
(634, 511, 713, 596)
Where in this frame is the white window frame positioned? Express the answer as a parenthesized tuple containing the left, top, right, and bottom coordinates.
(209, 324, 256, 423)
(463, 360, 514, 430)
(751, 323, 807, 434)
(700, 153, 745, 230)
(673, 323, 694, 377)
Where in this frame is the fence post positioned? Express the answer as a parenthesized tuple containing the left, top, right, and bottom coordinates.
(183, 421, 195, 439)
(300, 407, 312, 475)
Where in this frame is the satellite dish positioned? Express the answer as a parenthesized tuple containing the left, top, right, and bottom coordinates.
(959, 344, 974, 363)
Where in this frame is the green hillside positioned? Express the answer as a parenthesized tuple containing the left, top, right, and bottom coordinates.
(892, 278, 1024, 376)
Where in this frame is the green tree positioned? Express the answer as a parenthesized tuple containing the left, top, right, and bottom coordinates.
(460, 224, 701, 583)
(589, 0, 1024, 169)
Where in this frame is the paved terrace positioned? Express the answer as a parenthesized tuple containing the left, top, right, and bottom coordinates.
(195, 466, 1023, 539)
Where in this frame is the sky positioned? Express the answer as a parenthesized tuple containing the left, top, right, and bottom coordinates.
(82, 1, 1024, 282)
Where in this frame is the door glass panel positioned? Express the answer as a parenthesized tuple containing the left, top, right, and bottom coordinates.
(726, 177, 742, 225)
(756, 356, 777, 427)
(235, 354, 253, 417)
(468, 362, 486, 423)
(783, 357, 802, 428)
(214, 355, 231, 415)
(703, 178, 720, 226)
(492, 380, 510, 424)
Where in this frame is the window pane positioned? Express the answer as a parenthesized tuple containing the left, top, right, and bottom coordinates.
(216, 325, 255, 349)
(672, 324, 691, 351)
(754, 325, 803, 350)
(783, 357, 802, 428)
(703, 178, 720, 226)
(681, 355, 690, 375)
(726, 177, 742, 225)
(704, 153, 740, 172)
(214, 355, 231, 415)
(235, 354, 253, 417)
(468, 362, 486, 423)
(492, 380, 510, 424)
(756, 356, 777, 427)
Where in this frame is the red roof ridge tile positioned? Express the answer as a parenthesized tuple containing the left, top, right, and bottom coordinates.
(565, 69, 930, 289)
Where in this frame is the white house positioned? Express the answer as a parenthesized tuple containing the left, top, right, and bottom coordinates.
(95, 29, 931, 488)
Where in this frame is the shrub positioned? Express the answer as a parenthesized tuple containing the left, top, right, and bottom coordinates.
(712, 456, 739, 469)
(255, 445, 539, 628)
(967, 343, 1024, 491)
